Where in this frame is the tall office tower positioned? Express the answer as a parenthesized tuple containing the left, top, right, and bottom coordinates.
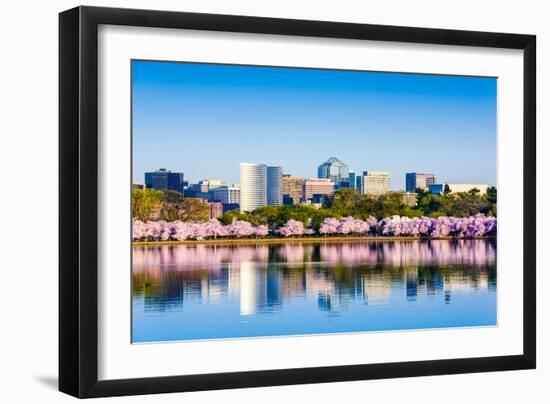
(405, 172, 436, 192)
(349, 171, 356, 190)
(362, 171, 391, 195)
(266, 166, 283, 206)
(240, 163, 267, 212)
(302, 178, 335, 201)
(356, 176, 363, 194)
(282, 175, 304, 205)
(144, 168, 184, 194)
(317, 157, 350, 189)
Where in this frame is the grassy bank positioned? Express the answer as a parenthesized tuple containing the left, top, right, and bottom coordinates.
(132, 235, 495, 247)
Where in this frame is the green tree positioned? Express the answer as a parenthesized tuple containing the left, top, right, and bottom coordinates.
(485, 186, 497, 216)
(160, 190, 185, 221)
(378, 192, 409, 217)
(417, 193, 444, 216)
(486, 186, 497, 204)
(132, 188, 163, 221)
(328, 189, 362, 217)
(415, 187, 430, 200)
(445, 192, 486, 217)
(249, 205, 283, 227)
(219, 209, 250, 225)
(178, 198, 210, 222)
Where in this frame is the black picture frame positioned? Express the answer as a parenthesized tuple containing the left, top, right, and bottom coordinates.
(59, 5, 536, 398)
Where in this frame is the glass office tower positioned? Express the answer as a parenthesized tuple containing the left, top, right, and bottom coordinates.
(144, 168, 184, 194)
(317, 157, 350, 189)
(266, 166, 283, 206)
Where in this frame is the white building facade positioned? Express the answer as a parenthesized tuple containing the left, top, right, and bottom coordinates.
(240, 163, 267, 212)
(211, 185, 241, 205)
(362, 171, 391, 195)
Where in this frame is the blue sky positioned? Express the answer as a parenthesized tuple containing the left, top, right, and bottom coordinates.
(132, 60, 497, 189)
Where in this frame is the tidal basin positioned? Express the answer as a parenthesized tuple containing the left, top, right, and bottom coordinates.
(132, 239, 496, 342)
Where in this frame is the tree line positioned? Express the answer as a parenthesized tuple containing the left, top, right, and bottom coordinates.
(132, 189, 210, 222)
(132, 186, 497, 231)
(219, 187, 496, 231)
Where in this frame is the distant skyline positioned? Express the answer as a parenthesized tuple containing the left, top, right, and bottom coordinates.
(132, 60, 497, 189)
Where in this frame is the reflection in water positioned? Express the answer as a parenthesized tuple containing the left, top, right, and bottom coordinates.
(132, 240, 496, 342)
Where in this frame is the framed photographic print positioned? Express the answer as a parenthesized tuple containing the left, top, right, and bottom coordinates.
(59, 6, 536, 398)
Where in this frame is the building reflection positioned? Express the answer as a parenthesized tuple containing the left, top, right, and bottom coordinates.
(133, 240, 496, 315)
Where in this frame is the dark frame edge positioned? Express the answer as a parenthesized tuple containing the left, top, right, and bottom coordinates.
(522, 35, 536, 369)
(59, 6, 81, 398)
(84, 355, 532, 398)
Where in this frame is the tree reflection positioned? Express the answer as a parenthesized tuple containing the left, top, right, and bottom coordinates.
(132, 240, 496, 315)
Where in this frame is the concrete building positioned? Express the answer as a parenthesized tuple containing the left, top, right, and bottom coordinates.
(198, 179, 226, 193)
(428, 183, 489, 195)
(193, 198, 224, 219)
(402, 192, 418, 207)
(211, 185, 240, 205)
(240, 163, 267, 212)
(317, 157, 350, 189)
(267, 166, 283, 206)
(208, 201, 223, 219)
(302, 178, 335, 202)
(144, 168, 184, 194)
(282, 175, 304, 205)
(405, 172, 436, 192)
(362, 171, 391, 195)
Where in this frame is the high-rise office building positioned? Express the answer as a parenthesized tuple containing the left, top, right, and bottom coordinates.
(267, 166, 283, 206)
(282, 175, 304, 205)
(356, 176, 363, 194)
(405, 172, 436, 192)
(302, 178, 335, 201)
(349, 171, 356, 190)
(317, 157, 350, 189)
(211, 185, 241, 205)
(240, 163, 267, 212)
(144, 168, 184, 194)
(362, 171, 391, 195)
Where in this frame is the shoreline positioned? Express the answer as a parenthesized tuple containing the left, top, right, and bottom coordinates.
(132, 235, 496, 247)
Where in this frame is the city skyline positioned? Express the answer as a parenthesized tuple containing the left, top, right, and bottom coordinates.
(132, 61, 497, 189)
(139, 160, 493, 193)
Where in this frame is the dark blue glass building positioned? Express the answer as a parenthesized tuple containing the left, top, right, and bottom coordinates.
(145, 168, 184, 194)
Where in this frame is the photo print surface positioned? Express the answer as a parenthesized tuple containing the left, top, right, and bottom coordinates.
(131, 60, 497, 343)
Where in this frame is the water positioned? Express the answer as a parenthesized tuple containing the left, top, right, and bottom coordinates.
(132, 239, 496, 343)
